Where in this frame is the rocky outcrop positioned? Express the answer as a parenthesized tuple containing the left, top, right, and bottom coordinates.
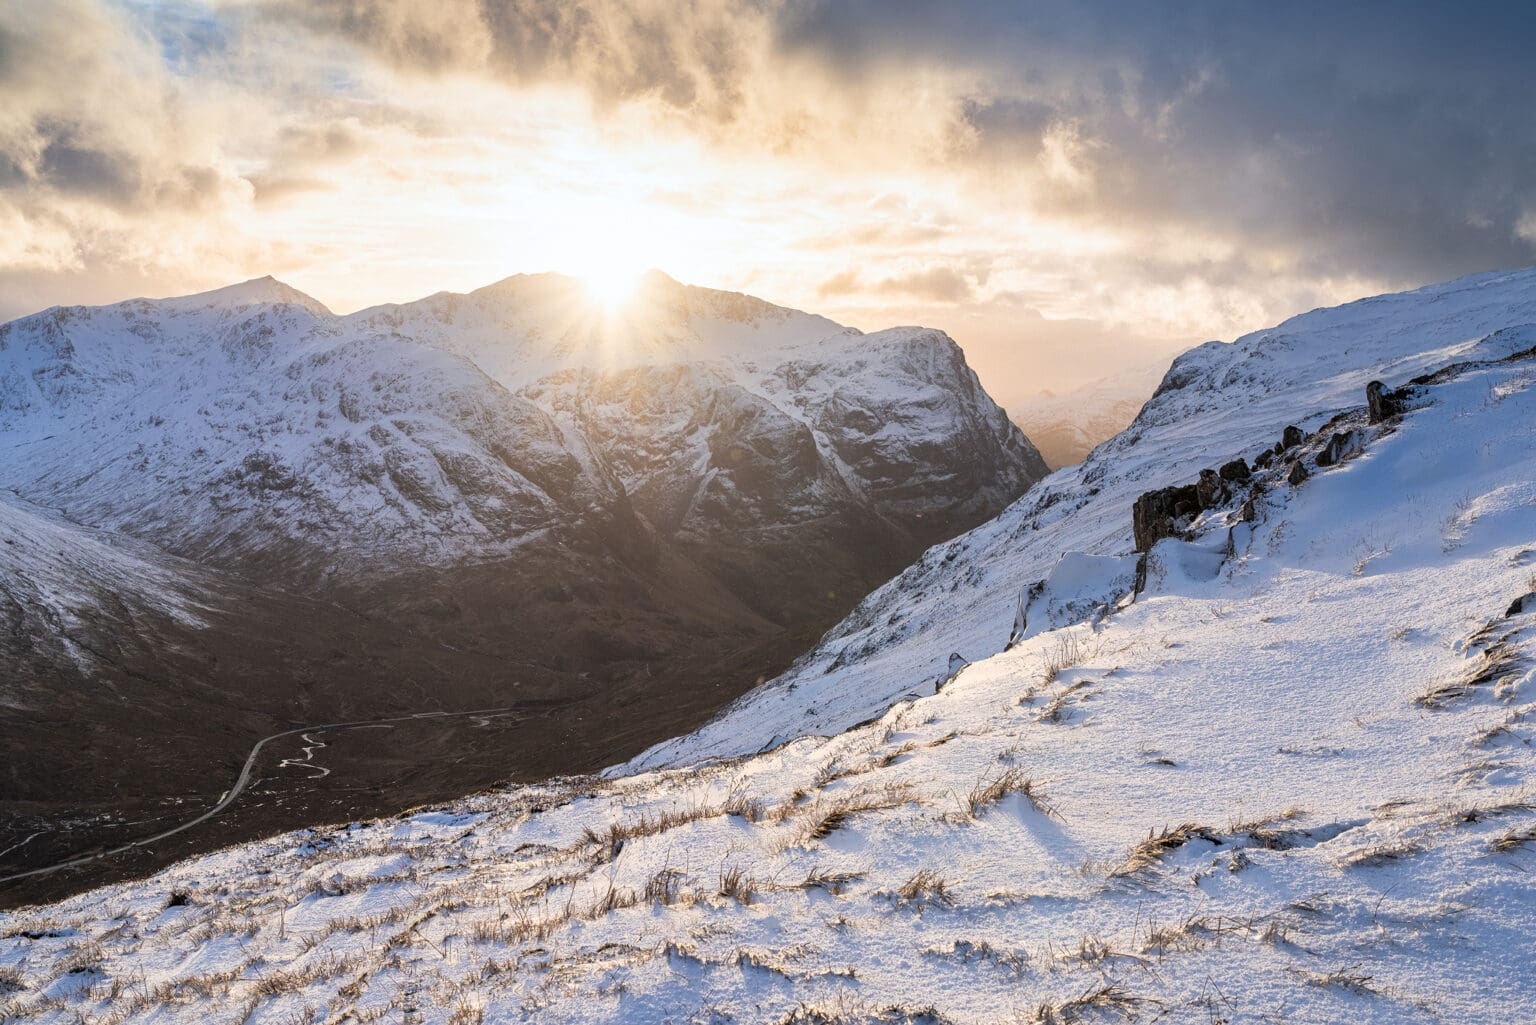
(1367, 380, 1408, 422)
(1315, 430, 1362, 467)
(1133, 483, 1200, 552)
(1219, 458, 1252, 482)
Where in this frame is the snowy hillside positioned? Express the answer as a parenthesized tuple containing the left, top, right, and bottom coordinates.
(5, 273, 1536, 1022)
(636, 266, 1536, 770)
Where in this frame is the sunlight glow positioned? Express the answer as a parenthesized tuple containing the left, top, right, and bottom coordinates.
(581, 260, 646, 312)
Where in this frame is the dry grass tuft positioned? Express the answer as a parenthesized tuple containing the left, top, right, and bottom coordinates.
(643, 867, 690, 906)
(584, 881, 639, 919)
(1034, 984, 1158, 1024)
(798, 783, 918, 845)
(1490, 827, 1536, 854)
(1040, 632, 1092, 685)
(964, 769, 1058, 820)
(797, 868, 863, 896)
(1416, 635, 1524, 709)
(925, 938, 1030, 975)
(1303, 964, 1377, 996)
(1335, 838, 1423, 869)
(581, 800, 725, 861)
(1113, 823, 1222, 876)
(717, 865, 758, 905)
(895, 869, 953, 908)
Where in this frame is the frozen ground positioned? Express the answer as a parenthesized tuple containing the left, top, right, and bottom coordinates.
(5, 269, 1536, 1022)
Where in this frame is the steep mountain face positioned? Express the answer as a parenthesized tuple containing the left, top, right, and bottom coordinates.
(8, 271, 1536, 1023)
(0, 272, 1043, 900)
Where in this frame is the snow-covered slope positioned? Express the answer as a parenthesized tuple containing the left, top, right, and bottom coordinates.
(6, 269, 1536, 1022)
(636, 267, 1536, 770)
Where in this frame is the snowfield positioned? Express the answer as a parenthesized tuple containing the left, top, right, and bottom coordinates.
(6, 269, 1536, 1022)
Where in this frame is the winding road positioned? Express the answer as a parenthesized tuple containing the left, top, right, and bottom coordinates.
(0, 706, 522, 886)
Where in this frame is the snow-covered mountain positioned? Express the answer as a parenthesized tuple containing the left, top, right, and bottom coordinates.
(9, 268, 1536, 1023)
(2, 272, 1039, 583)
(0, 272, 1044, 899)
(1009, 362, 1166, 469)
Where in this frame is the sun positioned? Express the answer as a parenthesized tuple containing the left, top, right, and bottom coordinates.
(580, 261, 645, 313)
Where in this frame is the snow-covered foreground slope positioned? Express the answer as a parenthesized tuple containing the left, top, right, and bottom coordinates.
(6, 272, 1536, 1021)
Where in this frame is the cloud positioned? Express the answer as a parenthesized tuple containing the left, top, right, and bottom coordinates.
(875, 267, 976, 303)
(6, 0, 1536, 399)
(259, 0, 778, 122)
(816, 269, 862, 299)
(253, 0, 1536, 292)
(0, 0, 255, 273)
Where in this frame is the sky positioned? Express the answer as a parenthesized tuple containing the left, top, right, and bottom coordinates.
(3, 1, 1536, 406)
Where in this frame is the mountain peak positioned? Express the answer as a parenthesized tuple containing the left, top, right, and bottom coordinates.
(168, 275, 333, 316)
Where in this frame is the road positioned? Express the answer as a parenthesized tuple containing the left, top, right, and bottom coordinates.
(0, 706, 522, 886)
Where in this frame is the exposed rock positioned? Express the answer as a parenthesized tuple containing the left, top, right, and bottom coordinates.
(1196, 468, 1228, 509)
(1287, 461, 1309, 486)
(1237, 497, 1258, 522)
(1012, 552, 1138, 643)
(1219, 458, 1251, 482)
(939, 652, 971, 691)
(1282, 425, 1306, 449)
(1253, 449, 1274, 469)
(1367, 380, 1406, 423)
(1315, 430, 1361, 467)
(1132, 484, 1198, 553)
(1506, 592, 1536, 617)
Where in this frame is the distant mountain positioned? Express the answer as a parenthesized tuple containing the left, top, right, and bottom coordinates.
(1009, 362, 1165, 468)
(0, 271, 1044, 899)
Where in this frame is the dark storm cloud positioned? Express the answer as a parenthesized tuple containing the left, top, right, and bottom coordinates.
(781, 1, 1536, 282)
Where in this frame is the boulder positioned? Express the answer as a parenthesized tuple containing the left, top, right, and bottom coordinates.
(1315, 430, 1360, 467)
(1287, 460, 1309, 486)
(1367, 380, 1405, 423)
(1132, 483, 1199, 553)
(1196, 468, 1227, 509)
(1219, 458, 1251, 482)
(1282, 425, 1305, 449)
(1253, 449, 1273, 469)
(1505, 593, 1536, 617)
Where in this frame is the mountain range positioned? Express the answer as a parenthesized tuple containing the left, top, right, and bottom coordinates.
(0, 272, 1044, 903)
